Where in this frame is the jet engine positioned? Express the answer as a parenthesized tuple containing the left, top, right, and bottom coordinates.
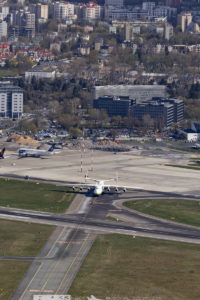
(122, 188, 126, 192)
(115, 187, 118, 192)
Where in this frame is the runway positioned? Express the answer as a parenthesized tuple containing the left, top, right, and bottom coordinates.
(2, 188, 199, 299)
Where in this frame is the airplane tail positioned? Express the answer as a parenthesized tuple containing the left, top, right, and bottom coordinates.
(48, 144, 55, 152)
(0, 147, 5, 159)
(85, 174, 115, 183)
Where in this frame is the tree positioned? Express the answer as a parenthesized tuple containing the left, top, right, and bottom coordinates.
(69, 127, 82, 138)
(88, 50, 98, 64)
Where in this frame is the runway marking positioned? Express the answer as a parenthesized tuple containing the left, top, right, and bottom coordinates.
(57, 239, 93, 244)
(55, 232, 91, 294)
(19, 226, 69, 299)
(93, 202, 107, 205)
(57, 241, 81, 245)
(29, 289, 54, 293)
(40, 198, 92, 292)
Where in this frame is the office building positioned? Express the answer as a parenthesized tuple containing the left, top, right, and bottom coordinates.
(93, 85, 167, 103)
(93, 95, 136, 117)
(0, 81, 23, 119)
(105, 0, 124, 7)
(132, 98, 184, 127)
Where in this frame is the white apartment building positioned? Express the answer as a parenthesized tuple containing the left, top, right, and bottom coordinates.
(178, 12, 192, 32)
(83, 2, 101, 20)
(12, 93, 23, 119)
(0, 20, 7, 40)
(36, 4, 48, 20)
(0, 6, 9, 19)
(54, 2, 75, 20)
(0, 82, 23, 119)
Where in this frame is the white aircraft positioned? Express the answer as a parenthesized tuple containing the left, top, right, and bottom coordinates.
(64, 175, 140, 196)
(18, 144, 56, 158)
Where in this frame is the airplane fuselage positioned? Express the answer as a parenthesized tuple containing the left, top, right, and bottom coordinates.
(18, 149, 53, 157)
(93, 181, 105, 195)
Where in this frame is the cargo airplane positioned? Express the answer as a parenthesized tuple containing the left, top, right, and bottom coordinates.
(18, 144, 56, 158)
(63, 175, 140, 196)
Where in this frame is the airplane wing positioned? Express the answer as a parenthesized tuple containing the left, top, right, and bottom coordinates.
(103, 184, 141, 190)
(57, 183, 95, 189)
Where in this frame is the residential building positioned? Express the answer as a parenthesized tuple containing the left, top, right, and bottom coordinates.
(93, 95, 136, 117)
(53, 2, 75, 20)
(24, 12, 35, 38)
(12, 10, 35, 38)
(0, 20, 7, 40)
(178, 12, 192, 32)
(164, 22, 173, 40)
(105, 7, 148, 21)
(36, 4, 48, 20)
(83, 2, 101, 20)
(25, 64, 56, 81)
(0, 81, 23, 119)
(0, 5, 9, 21)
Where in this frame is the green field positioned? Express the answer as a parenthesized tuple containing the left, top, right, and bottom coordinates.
(166, 164, 200, 171)
(0, 219, 54, 300)
(0, 178, 74, 212)
(124, 199, 200, 227)
(69, 234, 200, 300)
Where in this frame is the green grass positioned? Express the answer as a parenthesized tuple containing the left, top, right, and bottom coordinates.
(69, 234, 200, 300)
(165, 164, 200, 170)
(0, 68, 19, 77)
(170, 146, 200, 153)
(0, 178, 74, 212)
(0, 219, 54, 300)
(0, 261, 30, 300)
(0, 219, 54, 257)
(124, 199, 200, 227)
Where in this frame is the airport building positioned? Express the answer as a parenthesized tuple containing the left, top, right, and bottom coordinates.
(93, 95, 136, 117)
(93, 85, 167, 103)
(0, 81, 23, 119)
(93, 95, 184, 127)
(132, 98, 184, 127)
